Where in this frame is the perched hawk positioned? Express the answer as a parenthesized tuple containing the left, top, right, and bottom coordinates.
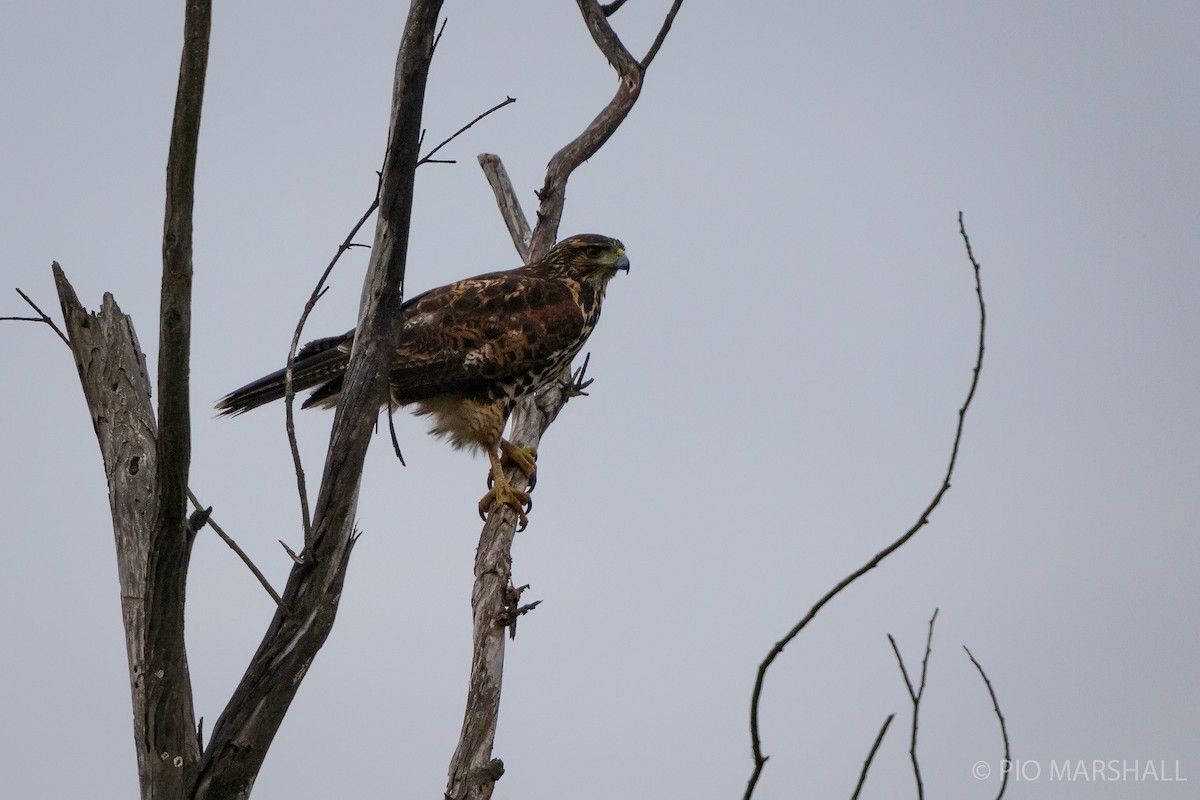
(216, 234, 629, 528)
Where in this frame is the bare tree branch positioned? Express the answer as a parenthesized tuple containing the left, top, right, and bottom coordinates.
(527, 0, 683, 259)
(285, 195, 380, 549)
(888, 609, 938, 800)
(965, 646, 1011, 800)
(641, 0, 685, 70)
(185, 489, 285, 611)
(418, 96, 516, 166)
(192, 3, 445, 797)
(446, 7, 686, 796)
(52, 264, 194, 799)
(3, 288, 71, 345)
(850, 713, 895, 800)
(743, 214, 988, 800)
(477, 154, 532, 261)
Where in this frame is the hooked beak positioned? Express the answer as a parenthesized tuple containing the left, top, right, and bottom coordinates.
(613, 253, 631, 273)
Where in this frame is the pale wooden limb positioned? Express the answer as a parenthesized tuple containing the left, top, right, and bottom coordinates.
(53, 264, 202, 798)
(477, 154, 531, 261)
(446, 11, 686, 797)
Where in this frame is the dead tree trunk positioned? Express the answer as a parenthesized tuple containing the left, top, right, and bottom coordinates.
(47, 1, 443, 797)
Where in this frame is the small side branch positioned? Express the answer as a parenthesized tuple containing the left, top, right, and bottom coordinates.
(743, 214, 988, 800)
(888, 609, 939, 800)
(186, 489, 285, 611)
(418, 96, 515, 167)
(964, 646, 1011, 800)
(285, 194, 380, 548)
(3, 288, 71, 346)
(477, 154, 532, 261)
(850, 713, 895, 800)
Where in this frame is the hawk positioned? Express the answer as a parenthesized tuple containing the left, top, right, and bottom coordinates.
(216, 234, 630, 528)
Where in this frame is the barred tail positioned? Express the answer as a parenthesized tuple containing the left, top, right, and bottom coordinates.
(215, 333, 351, 416)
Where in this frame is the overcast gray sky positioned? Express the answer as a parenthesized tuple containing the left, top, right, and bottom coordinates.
(3, 1, 1198, 798)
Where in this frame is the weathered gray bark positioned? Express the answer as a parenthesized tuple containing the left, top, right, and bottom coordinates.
(444, 3, 684, 798)
(53, 270, 201, 798)
(49, 0, 443, 797)
(49, 1, 211, 796)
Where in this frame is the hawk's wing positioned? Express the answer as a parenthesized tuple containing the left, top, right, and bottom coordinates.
(387, 269, 585, 403)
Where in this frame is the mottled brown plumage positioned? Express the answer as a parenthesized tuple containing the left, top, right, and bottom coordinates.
(217, 234, 629, 527)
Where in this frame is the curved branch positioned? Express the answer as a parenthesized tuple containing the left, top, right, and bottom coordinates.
(850, 713, 895, 800)
(448, 6, 686, 798)
(744, 214, 988, 799)
(965, 646, 1011, 800)
(527, 0, 682, 259)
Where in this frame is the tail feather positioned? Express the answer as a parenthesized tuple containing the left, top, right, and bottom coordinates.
(216, 334, 351, 415)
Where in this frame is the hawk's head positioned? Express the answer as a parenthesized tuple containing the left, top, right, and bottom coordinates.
(541, 234, 629, 285)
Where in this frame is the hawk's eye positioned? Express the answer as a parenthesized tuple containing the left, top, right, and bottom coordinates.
(583, 245, 606, 259)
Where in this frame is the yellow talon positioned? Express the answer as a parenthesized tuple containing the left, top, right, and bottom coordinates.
(479, 440, 538, 529)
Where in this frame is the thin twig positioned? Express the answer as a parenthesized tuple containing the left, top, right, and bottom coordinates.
(850, 713, 895, 800)
(5, 288, 71, 346)
(965, 646, 1011, 800)
(888, 609, 938, 800)
(186, 489, 286, 611)
(641, 0, 685, 71)
(278, 539, 304, 565)
(285, 195, 381, 549)
(386, 396, 407, 465)
(744, 215, 988, 800)
(430, 16, 448, 58)
(417, 96, 516, 167)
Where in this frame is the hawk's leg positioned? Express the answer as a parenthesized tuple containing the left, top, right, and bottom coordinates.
(479, 440, 538, 530)
(499, 439, 538, 491)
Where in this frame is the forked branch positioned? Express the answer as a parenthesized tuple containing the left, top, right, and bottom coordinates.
(743, 213, 988, 799)
(888, 609, 939, 800)
(445, 4, 686, 799)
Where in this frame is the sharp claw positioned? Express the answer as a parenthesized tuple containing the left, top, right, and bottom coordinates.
(526, 470, 537, 492)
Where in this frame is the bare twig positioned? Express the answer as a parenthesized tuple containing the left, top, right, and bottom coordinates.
(4, 288, 71, 346)
(430, 16, 448, 58)
(641, 0, 685, 70)
(278, 539, 304, 565)
(888, 609, 938, 800)
(851, 713, 896, 800)
(418, 96, 516, 167)
(965, 646, 1011, 800)
(600, 0, 628, 16)
(186, 488, 285, 610)
(744, 214, 988, 800)
(285, 195, 380, 549)
(386, 397, 407, 465)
